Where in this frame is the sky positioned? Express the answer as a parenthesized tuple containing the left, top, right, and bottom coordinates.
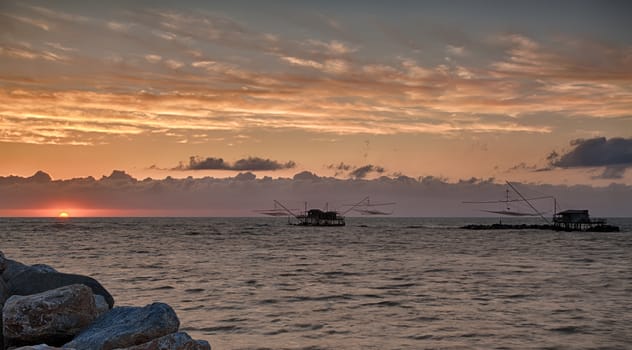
(1, 1, 631, 216)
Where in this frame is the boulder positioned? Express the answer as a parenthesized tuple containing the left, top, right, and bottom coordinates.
(30, 264, 58, 273)
(112, 332, 210, 350)
(64, 303, 180, 350)
(0, 277, 8, 305)
(2, 277, 8, 350)
(7, 270, 114, 308)
(2, 284, 98, 347)
(14, 345, 73, 350)
(0, 251, 6, 272)
(1, 259, 30, 282)
(94, 295, 109, 317)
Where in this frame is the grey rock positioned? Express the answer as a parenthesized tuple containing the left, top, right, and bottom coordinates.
(0, 251, 5, 272)
(63, 303, 180, 350)
(1, 277, 6, 350)
(7, 270, 114, 309)
(1, 259, 30, 282)
(14, 344, 74, 350)
(94, 295, 109, 317)
(112, 332, 210, 350)
(0, 277, 8, 305)
(3, 284, 98, 348)
(30, 264, 58, 273)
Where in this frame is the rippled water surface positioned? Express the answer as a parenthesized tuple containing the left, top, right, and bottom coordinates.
(2, 217, 631, 349)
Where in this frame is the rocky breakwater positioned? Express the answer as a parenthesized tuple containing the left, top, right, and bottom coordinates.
(0, 251, 210, 350)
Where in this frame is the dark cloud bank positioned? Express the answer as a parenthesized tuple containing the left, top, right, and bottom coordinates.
(548, 137, 632, 179)
(327, 163, 385, 179)
(1, 170, 631, 217)
(175, 156, 296, 171)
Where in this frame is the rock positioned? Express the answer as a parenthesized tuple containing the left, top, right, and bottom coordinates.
(64, 303, 180, 350)
(0, 251, 6, 272)
(0, 277, 8, 305)
(1, 278, 6, 350)
(94, 295, 109, 317)
(30, 264, 58, 273)
(112, 332, 210, 350)
(7, 270, 114, 309)
(1, 259, 31, 282)
(2, 284, 98, 348)
(13, 345, 73, 350)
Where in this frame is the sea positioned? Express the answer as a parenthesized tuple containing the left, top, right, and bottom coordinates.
(1, 217, 631, 350)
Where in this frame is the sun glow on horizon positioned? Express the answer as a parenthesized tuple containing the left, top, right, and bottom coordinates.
(58, 211, 70, 218)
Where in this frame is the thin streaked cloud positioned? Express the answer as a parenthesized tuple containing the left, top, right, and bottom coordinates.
(0, 3, 630, 146)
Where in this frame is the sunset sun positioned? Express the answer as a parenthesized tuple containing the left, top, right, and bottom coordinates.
(58, 211, 70, 218)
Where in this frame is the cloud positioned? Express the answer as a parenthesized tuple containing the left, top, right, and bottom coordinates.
(164, 59, 183, 69)
(232, 157, 296, 171)
(446, 45, 466, 56)
(349, 165, 385, 179)
(595, 166, 627, 180)
(293, 171, 321, 181)
(327, 162, 352, 173)
(176, 156, 296, 171)
(507, 162, 537, 172)
(548, 137, 632, 179)
(2, 170, 631, 217)
(551, 137, 632, 168)
(326, 163, 385, 179)
(3, 13, 51, 31)
(304, 39, 357, 55)
(234, 172, 256, 181)
(144, 54, 162, 63)
(1, 4, 630, 145)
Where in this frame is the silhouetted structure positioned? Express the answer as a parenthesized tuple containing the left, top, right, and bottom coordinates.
(552, 210, 613, 231)
(257, 197, 393, 227)
(462, 182, 619, 232)
(295, 209, 345, 226)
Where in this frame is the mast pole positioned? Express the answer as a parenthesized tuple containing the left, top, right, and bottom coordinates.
(342, 196, 370, 215)
(506, 181, 550, 224)
(273, 200, 300, 219)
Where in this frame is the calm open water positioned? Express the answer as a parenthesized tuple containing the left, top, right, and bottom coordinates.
(1, 217, 631, 350)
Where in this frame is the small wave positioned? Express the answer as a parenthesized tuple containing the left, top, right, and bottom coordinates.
(151, 285, 175, 290)
(357, 293, 383, 299)
(374, 283, 416, 289)
(185, 288, 205, 293)
(423, 268, 450, 273)
(207, 304, 246, 311)
(263, 329, 289, 336)
(198, 325, 243, 333)
(286, 294, 354, 303)
(219, 317, 249, 323)
(504, 294, 530, 299)
(182, 305, 205, 311)
(321, 271, 361, 277)
(259, 298, 280, 305)
(292, 323, 324, 331)
(361, 300, 402, 307)
(407, 334, 433, 340)
(549, 326, 583, 334)
(409, 316, 439, 322)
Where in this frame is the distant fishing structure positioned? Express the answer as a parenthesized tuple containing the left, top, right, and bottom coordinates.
(462, 181, 619, 232)
(344, 198, 396, 216)
(255, 196, 395, 226)
(463, 181, 556, 223)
